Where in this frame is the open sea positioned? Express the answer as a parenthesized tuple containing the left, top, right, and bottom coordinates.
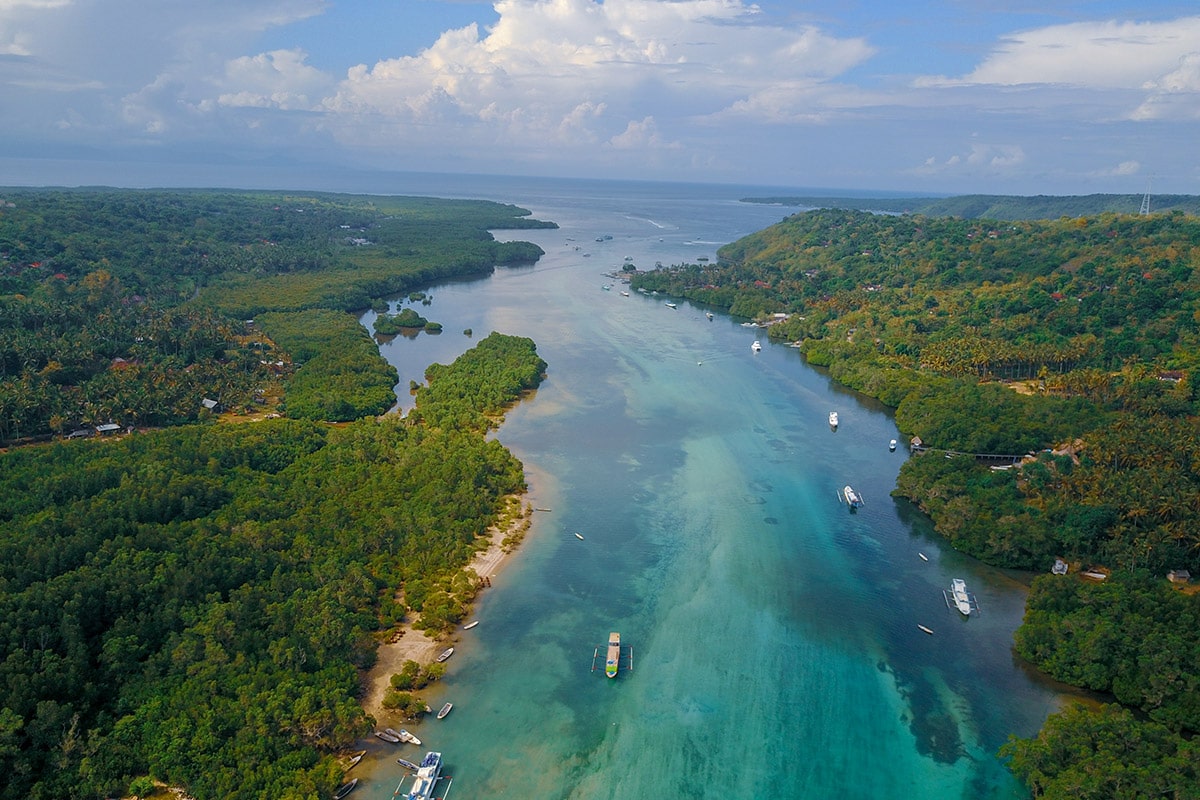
(344, 174, 1070, 799)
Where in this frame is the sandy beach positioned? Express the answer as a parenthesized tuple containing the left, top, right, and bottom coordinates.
(360, 496, 536, 718)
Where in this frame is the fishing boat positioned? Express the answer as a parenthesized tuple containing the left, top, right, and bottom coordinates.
(397, 756, 420, 771)
(375, 729, 401, 744)
(437, 702, 453, 720)
(399, 729, 421, 745)
(751, 340, 762, 352)
(463, 620, 479, 630)
(346, 750, 366, 770)
(333, 778, 358, 799)
(949, 578, 973, 615)
(829, 411, 839, 428)
(574, 532, 585, 540)
(918, 624, 934, 635)
(436, 647, 454, 663)
(842, 485, 864, 509)
(605, 632, 621, 678)
(405, 751, 443, 800)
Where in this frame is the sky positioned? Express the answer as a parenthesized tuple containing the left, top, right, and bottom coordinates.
(1, 0, 1199, 196)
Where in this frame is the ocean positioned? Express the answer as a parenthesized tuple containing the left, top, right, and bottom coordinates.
(351, 175, 1068, 799)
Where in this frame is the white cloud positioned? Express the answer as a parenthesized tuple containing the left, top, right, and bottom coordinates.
(321, 0, 875, 154)
(1090, 160, 1141, 177)
(216, 48, 332, 110)
(908, 141, 1026, 177)
(917, 17, 1200, 90)
(606, 116, 678, 150)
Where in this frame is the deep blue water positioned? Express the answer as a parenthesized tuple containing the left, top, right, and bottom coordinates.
(350, 175, 1068, 799)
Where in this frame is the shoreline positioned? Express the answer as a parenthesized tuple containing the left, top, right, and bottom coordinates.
(360, 482, 547, 720)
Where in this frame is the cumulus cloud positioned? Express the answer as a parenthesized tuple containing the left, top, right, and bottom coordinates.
(321, 0, 874, 153)
(1090, 160, 1141, 177)
(606, 116, 678, 150)
(216, 48, 332, 110)
(909, 142, 1026, 177)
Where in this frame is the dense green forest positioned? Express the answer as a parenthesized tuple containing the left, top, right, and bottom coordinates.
(0, 332, 545, 800)
(741, 192, 1200, 220)
(0, 188, 552, 443)
(0, 188, 553, 799)
(633, 206, 1200, 798)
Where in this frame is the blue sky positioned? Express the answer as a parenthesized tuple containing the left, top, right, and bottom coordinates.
(1, 0, 1198, 195)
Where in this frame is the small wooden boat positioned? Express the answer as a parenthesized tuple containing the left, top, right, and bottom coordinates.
(397, 757, 420, 771)
(437, 702, 453, 719)
(574, 532, 585, 540)
(384, 728, 406, 743)
(374, 729, 401, 743)
(346, 750, 366, 770)
(463, 620, 479, 630)
(918, 624, 934, 635)
(333, 778, 358, 799)
(436, 647, 454, 663)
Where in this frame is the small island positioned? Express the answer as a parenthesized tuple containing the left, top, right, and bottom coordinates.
(374, 307, 442, 335)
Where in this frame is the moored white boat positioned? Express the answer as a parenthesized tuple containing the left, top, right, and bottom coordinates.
(842, 485, 863, 508)
(437, 702, 453, 720)
(605, 631, 621, 678)
(399, 729, 421, 745)
(463, 620, 479, 629)
(435, 647, 454, 663)
(334, 777, 358, 799)
(405, 751, 443, 800)
(375, 729, 401, 744)
(950, 578, 973, 615)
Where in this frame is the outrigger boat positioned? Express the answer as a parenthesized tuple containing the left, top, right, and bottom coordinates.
(944, 578, 978, 616)
(842, 485, 864, 509)
(605, 632, 621, 678)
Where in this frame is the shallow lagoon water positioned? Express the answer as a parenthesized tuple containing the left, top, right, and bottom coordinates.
(354, 176, 1067, 799)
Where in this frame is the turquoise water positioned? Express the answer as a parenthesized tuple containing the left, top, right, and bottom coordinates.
(354, 177, 1068, 799)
